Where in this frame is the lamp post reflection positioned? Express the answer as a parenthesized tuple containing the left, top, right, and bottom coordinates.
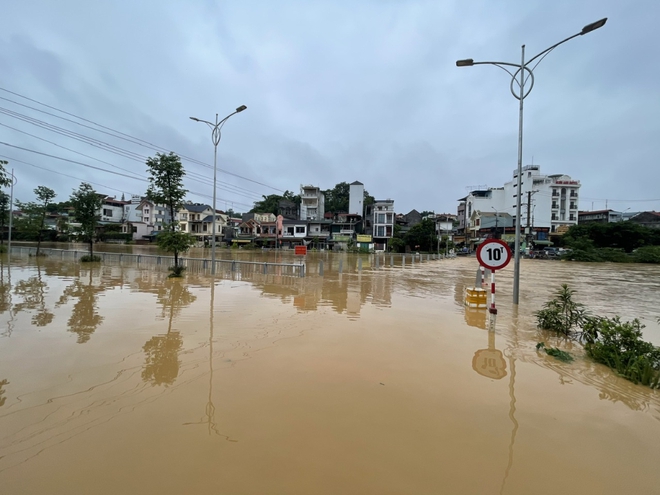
(183, 281, 236, 441)
(467, 312, 518, 494)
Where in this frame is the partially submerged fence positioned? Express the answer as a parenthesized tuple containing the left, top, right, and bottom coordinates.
(8, 246, 455, 277)
(8, 247, 306, 277)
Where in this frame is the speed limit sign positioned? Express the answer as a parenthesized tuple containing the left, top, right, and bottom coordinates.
(476, 239, 512, 271)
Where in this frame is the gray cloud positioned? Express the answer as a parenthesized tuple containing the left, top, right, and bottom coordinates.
(1, 0, 658, 214)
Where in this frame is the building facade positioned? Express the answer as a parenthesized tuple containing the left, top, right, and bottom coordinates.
(348, 181, 364, 216)
(366, 199, 395, 251)
(299, 185, 325, 221)
(459, 165, 582, 246)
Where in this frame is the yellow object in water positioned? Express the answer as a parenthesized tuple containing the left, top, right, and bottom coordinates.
(464, 287, 488, 308)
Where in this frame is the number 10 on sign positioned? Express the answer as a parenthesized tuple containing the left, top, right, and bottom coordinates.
(476, 239, 512, 314)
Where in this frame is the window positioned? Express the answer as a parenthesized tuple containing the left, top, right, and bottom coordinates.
(203, 224, 207, 232)
(552, 214, 557, 221)
(181, 213, 188, 220)
(103, 208, 113, 217)
(132, 226, 137, 233)
(377, 213, 385, 224)
(552, 189, 559, 197)
(287, 227, 295, 235)
(376, 226, 385, 237)
(552, 203, 558, 209)
(570, 203, 576, 210)
(296, 226, 305, 234)
(569, 215, 575, 221)
(386, 213, 393, 223)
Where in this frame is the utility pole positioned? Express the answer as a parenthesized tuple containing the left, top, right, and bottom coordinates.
(525, 190, 538, 248)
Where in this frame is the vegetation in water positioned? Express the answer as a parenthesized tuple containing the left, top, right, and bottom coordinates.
(167, 264, 187, 278)
(80, 255, 102, 263)
(582, 317, 660, 388)
(559, 222, 660, 263)
(534, 284, 588, 337)
(536, 285, 660, 389)
(536, 342, 574, 362)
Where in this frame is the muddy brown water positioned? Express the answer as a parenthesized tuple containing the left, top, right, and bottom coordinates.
(1, 249, 660, 494)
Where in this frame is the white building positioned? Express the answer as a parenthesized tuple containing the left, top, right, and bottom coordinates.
(461, 165, 581, 237)
(366, 199, 395, 251)
(349, 181, 364, 216)
(98, 196, 127, 224)
(299, 185, 325, 221)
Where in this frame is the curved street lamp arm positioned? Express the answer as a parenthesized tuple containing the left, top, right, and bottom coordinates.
(525, 32, 581, 66)
(471, 61, 522, 70)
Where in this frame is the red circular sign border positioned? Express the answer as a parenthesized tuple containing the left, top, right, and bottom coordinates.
(476, 239, 512, 271)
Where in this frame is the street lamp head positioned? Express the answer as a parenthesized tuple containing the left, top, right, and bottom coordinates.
(456, 58, 474, 67)
(236, 105, 247, 112)
(581, 18, 607, 35)
(189, 117, 201, 122)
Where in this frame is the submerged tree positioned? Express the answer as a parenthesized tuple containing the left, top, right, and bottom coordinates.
(70, 183, 103, 260)
(14, 186, 56, 253)
(146, 152, 194, 275)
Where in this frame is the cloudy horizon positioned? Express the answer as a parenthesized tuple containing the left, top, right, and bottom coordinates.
(1, 0, 658, 216)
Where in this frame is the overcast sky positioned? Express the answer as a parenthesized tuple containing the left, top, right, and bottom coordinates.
(1, 0, 658, 215)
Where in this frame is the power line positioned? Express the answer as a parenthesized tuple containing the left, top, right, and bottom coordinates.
(0, 105, 265, 198)
(0, 142, 145, 181)
(0, 116, 261, 199)
(0, 153, 254, 209)
(0, 87, 285, 192)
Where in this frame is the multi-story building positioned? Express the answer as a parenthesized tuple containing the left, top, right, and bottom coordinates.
(299, 185, 325, 221)
(577, 209, 624, 224)
(459, 165, 581, 246)
(177, 204, 227, 241)
(97, 196, 127, 224)
(366, 199, 395, 251)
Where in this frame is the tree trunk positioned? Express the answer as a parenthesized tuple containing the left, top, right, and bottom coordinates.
(174, 249, 178, 267)
(89, 238, 94, 258)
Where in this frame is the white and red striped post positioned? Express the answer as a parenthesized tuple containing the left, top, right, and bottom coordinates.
(488, 270, 497, 314)
(480, 266, 485, 286)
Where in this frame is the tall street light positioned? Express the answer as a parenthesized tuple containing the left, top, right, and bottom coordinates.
(456, 18, 607, 305)
(190, 105, 247, 274)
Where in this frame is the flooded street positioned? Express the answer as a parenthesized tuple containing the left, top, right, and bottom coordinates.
(1, 250, 660, 494)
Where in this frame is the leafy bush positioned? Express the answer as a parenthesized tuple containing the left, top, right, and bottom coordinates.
(536, 342, 574, 362)
(562, 247, 632, 263)
(0, 245, 5, 254)
(80, 255, 101, 262)
(168, 265, 186, 278)
(634, 245, 660, 264)
(535, 284, 588, 336)
(583, 317, 660, 388)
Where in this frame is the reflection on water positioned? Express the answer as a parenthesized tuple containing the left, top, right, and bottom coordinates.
(2, 253, 660, 493)
(57, 268, 104, 344)
(141, 280, 195, 387)
(13, 266, 54, 327)
(0, 379, 8, 407)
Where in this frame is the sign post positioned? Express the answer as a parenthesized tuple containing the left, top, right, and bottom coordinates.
(476, 239, 512, 315)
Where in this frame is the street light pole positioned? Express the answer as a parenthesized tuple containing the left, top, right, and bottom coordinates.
(456, 18, 607, 305)
(190, 106, 247, 275)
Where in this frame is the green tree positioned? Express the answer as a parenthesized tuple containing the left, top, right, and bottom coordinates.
(0, 160, 10, 188)
(404, 219, 436, 252)
(251, 194, 284, 215)
(33, 186, 56, 255)
(70, 182, 103, 258)
(145, 152, 192, 271)
(324, 182, 350, 213)
(0, 191, 10, 244)
(13, 200, 42, 241)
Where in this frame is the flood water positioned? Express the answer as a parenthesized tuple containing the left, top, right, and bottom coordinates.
(1, 248, 660, 494)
